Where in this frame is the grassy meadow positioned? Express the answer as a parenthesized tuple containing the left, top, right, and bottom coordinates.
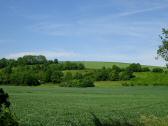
(1, 86, 168, 126)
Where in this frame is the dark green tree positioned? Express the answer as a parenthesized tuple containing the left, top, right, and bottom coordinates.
(0, 58, 8, 69)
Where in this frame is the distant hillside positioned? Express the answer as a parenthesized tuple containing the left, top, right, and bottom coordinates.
(76, 61, 161, 69)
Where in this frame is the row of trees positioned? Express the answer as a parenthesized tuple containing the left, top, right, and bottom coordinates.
(0, 55, 85, 86)
(94, 65, 134, 81)
(0, 57, 92, 87)
(0, 55, 85, 70)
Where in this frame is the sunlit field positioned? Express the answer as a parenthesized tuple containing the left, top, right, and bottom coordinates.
(1, 86, 168, 126)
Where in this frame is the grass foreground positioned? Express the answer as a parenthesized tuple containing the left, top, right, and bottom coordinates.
(1, 86, 168, 126)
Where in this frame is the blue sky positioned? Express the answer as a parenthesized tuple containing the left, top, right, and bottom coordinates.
(0, 0, 168, 66)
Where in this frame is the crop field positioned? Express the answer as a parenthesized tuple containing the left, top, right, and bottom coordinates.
(1, 86, 168, 126)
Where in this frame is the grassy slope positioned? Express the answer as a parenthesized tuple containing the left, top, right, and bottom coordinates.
(1, 86, 168, 126)
(65, 61, 166, 87)
(131, 72, 168, 85)
(81, 61, 130, 69)
(79, 61, 167, 86)
(79, 61, 160, 69)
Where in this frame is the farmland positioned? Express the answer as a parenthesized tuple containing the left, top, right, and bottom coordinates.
(1, 85, 168, 126)
(1, 60, 168, 125)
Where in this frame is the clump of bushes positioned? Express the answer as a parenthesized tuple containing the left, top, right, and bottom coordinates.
(0, 88, 19, 126)
(152, 68, 164, 73)
(126, 63, 142, 72)
(95, 65, 135, 81)
(119, 71, 135, 81)
(60, 72, 95, 87)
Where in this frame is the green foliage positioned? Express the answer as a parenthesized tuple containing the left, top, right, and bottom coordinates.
(126, 63, 142, 72)
(23, 73, 40, 86)
(95, 66, 134, 81)
(141, 67, 150, 72)
(73, 72, 83, 80)
(119, 71, 134, 81)
(157, 28, 168, 62)
(0, 55, 86, 86)
(0, 88, 19, 126)
(63, 72, 73, 81)
(17, 55, 47, 65)
(0, 58, 8, 69)
(152, 68, 164, 73)
(80, 77, 95, 87)
(109, 70, 119, 81)
(61, 75, 94, 87)
(51, 71, 64, 83)
(95, 67, 110, 81)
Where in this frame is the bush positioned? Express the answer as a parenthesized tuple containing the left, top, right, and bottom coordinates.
(112, 65, 121, 73)
(109, 71, 119, 81)
(63, 72, 73, 81)
(73, 72, 83, 80)
(0, 88, 19, 126)
(152, 68, 164, 73)
(60, 79, 81, 87)
(119, 71, 134, 80)
(95, 67, 109, 81)
(126, 63, 142, 72)
(51, 71, 64, 83)
(60, 77, 95, 87)
(80, 77, 95, 87)
(23, 73, 40, 86)
(122, 82, 130, 86)
(141, 67, 150, 72)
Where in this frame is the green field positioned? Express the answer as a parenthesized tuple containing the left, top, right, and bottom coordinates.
(1, 86, 168, 126)
(79, 61, 160, 69)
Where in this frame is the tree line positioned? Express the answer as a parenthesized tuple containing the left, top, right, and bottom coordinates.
(0, 55, 164, 87)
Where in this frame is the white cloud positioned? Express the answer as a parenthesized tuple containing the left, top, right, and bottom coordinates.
(5, 51, 79, 59)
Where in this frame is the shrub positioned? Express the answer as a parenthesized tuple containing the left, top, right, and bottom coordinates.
(73, 72, 83, 80)
(119, 71, 134, 80)
(23, 73, 40, 86)
(126, 63, 142, 72)
(152, 68, 163, 73)
(141, 67, 150, 72)
(0, 88, 19, 126)
(63, 72, 73, 81)
(80, 77, 95, 87)
(109, 71, 119, 81)
(95, 67, 109, 81)
(60, 79, 81, 87)
(60, 77, 95, 88)
(112, 65, 121, 73)
(122, 82, 130, 86)
(51, 71, 64, 83)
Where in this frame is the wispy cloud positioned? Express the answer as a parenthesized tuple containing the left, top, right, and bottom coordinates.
(116, 5, 168, 17)
(6, 51, 79, 59)
(28, 20, 164, 38)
